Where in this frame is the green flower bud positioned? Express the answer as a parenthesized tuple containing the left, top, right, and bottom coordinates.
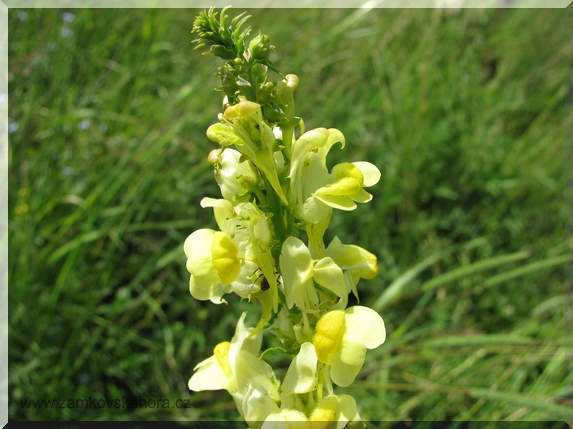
(216, 64, 240, 99)
(251, 62, 268, 88)
(248, 32, 274, 61)
(208, 44, 237, 60)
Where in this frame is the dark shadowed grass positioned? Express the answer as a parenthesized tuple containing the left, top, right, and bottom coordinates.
(8, 7, 572, 422)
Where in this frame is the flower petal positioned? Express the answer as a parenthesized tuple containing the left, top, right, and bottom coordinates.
(353, 161, 381, 187)
(280, 237, 315, 309)
(337, 394, 361, 424)
(206, 122, 245, 147)
(313, 257, 346, 299)
(281, 342, 318, 396)
(188, 356, 228, 391)
(313, 193, 356, 211)
(338, 337, 367, 367)
(344, 306, 386, 349)
(328, 353, 362, 388)
(211, 231, 240, 284)
(326, 237, 379, 280)
(243, 386, 280, 429)
(189, 273, 226, 302)
(184, 229, 216, 275)
(200, 197, 234, 231)
(313, 310, 345, 364)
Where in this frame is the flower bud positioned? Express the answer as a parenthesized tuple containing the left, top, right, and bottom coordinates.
(208, 149, 221, 165)
(248, 32, 274, 60)
(209, 44, 236, 60)
(285, 74, 299, 92)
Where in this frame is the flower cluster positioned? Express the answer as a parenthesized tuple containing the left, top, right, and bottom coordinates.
(185, 8, 386, 427)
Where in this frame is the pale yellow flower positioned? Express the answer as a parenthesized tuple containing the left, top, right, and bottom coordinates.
(288, 128, 381, 224)
(326, 237, 379, 299)
(208, 147, 259, 203)
(312, 306, 386, 387)
(279, 237, 347, 313)
(184, 198, 279, 311)
(188, 313, 280, 404)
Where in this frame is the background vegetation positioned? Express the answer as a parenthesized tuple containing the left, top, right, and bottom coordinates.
(8, 7, 573, 424)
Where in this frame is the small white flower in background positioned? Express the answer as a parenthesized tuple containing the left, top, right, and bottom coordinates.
(62, 12, 75, 22)
(61, 27, 73, 38)
(8, 122, 19, 134)
(78, 119, 90, 130)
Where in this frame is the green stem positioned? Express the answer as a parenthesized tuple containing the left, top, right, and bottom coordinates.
(264, 177, 288, 264)
(253, 186, 268, 206)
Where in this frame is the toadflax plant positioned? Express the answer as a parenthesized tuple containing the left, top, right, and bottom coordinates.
(185, 7, 385, 427)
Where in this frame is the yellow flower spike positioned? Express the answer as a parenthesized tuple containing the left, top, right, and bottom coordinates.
(211, 231, 240, 284)
(313, 310, 345, 364)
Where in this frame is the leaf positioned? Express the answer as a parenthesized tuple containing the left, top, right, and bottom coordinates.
(468, 388, 573, 420)
(483, 254, 573, 289)
(421, 250, 530, 292)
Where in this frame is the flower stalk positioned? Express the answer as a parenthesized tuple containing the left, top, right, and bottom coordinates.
(185, 8, 385, 427)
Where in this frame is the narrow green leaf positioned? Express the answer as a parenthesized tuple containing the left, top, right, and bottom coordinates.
(468, 388, 573, 420)
(373, 252, 443, 311)
(422, 334, 534, 348)
(483, 254, 573, 288)
(373, 237, 489, 311)
(421, 251, 530, 292)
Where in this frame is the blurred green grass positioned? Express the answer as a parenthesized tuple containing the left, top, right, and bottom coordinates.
(7, 7, 573, 422)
